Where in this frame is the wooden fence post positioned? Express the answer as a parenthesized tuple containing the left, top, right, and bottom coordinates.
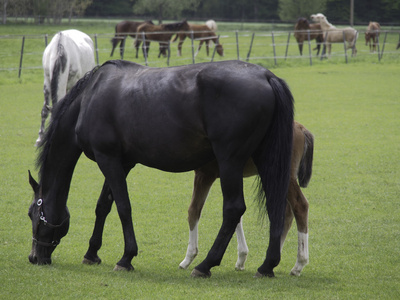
(142, 32, 148, 66)
(94, 34, 99, 66)
(211, 35, 219, 62)
(343, 31, 348, 64)
(18, 36, 25, 78)
(284, 32, 291, 60)
(379, 31, 388, 60)
(190, 31, 195, 64)
(271, 31, 277, 66)
(307, 30, 312, 66)
(320, 31, 328, 60)
(236, 30, 240, 60)
(246, 32, 255, 62)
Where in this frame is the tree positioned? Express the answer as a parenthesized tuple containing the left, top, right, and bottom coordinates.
(85, 0, 135, 17)
(278, 0, 327, 21)
(133, 0, 200, 24)
(1, 0, 7, 24)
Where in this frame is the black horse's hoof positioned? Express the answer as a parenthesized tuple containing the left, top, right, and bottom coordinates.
(113, 264, 134, 271)
(82, 256, 101, 265)
(191, 268, 211, 278)
(254, 271, 275, 278)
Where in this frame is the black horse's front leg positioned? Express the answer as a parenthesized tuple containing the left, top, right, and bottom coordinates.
(82, 181, 113, 265)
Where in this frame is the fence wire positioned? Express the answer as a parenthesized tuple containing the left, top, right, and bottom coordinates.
(1, 29, 399, 77)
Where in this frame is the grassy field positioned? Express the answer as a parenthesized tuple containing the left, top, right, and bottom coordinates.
(0, 20, 399, 299)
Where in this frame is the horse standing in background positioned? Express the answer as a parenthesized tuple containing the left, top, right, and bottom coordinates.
(365, 21, 380, 52)
(294, 17, 323, 56)
(172, 23, 223, 57)
(135, 20, 190, 58)
(179, 121, 314, 277)
(110, 20, 154, 58)
(311, 13, 358, 58)
(36, 29, 95, 146)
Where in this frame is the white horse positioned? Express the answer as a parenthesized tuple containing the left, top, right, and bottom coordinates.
(311, 13, 358, 57)
(36, 29, 95, 146)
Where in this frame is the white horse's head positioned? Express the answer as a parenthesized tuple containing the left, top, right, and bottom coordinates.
(310, 13, 326, 23)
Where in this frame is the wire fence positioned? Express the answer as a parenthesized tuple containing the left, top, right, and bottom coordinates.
(1, 29, 400, 77)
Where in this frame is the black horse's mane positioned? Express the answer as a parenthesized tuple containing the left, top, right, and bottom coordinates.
(36, 64, 101, 180)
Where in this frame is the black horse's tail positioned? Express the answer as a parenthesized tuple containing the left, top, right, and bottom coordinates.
(253, 76, 294, 237)
(298, 127, 314, 188)
(50, 32, 67, 104)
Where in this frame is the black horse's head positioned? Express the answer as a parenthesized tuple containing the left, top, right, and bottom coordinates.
(28, 171, 70, 265)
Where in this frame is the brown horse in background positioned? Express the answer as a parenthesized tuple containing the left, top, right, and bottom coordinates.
(172, 23, 224, 57)
(110, 20, 154, 58)
(365, 21, 380, 52)
(135, 20, 190, 58)
(294, 17, 323, 56)
(179, 121, 314, 276)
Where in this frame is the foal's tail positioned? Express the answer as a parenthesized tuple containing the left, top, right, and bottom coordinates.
(253, 76, 294, 237)
(298, 127, 314, 188)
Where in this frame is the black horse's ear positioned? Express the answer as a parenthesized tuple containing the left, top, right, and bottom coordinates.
(28, 170, 39, 194)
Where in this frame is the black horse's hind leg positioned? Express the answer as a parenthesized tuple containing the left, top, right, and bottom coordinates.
(192, 164, 246, 277)
(83, 181, 113, 265)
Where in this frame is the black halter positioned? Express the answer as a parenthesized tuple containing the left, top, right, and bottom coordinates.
(32, 198, 70, 247)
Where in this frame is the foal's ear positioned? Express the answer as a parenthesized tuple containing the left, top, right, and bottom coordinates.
(28, 170, 39, 194)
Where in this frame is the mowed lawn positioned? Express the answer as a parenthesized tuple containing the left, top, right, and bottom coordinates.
(0, 59, 399, 298)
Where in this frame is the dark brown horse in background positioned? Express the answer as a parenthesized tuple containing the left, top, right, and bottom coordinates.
(110, 20, 154, 58)
(294, 17, 323, 56)
(135, 20, 190, 58)
(172, 23, 224, 57)
(365, 21, 380, 52)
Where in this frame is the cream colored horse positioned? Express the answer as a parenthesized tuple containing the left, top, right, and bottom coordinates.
(311, 13, 358, 57)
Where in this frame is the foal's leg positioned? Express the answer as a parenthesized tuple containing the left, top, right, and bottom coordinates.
(234, 217, 249, 271)
(179, 168, 217, 269)
(83, 181, 113, 265)
(287, 179, 309, 276)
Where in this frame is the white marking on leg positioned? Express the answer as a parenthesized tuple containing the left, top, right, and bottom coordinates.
(179, 222, 199, 269)
(290, 232, 309, 276)
(235, 217, 248, 271)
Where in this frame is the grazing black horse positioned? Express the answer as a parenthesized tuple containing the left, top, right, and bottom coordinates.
(28, 60, 294, 278)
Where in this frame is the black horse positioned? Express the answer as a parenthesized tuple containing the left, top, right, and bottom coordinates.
(28, 60, 294, 278)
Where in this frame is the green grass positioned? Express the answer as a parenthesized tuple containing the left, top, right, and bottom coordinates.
(0, 21, 399, 299)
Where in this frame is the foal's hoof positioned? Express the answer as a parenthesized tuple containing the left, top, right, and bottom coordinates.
(254, 271, 275, 278)
(191, 268, 211, 278)
(113, 264, 134, 271)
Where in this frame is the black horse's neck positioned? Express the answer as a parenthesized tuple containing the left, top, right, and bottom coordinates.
(37, 96, 83, 224)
